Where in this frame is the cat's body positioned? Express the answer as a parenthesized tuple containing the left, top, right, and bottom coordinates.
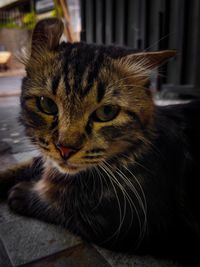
(0, 19, 199, 266)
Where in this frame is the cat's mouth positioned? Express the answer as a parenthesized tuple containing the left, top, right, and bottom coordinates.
(50, 153, 103, 175)
(55, 160, 87, 175)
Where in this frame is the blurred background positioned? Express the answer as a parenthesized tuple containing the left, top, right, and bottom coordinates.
(0, 0, 200, 166)
(1, 0, 200, 99)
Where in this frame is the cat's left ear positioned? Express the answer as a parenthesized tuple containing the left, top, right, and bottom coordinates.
(31, 18, 64, 53)
(130, 50, 176, 69)
(118, 50, 176, 70)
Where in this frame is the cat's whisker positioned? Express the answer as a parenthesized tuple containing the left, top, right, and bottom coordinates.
(119, 166, 148, 243)
(100, 161, 143, 244)
(76, 173, 102, 237)
(92, 166, 106, 210)
(121, 165, 148, 231)
(116, 166, 146, 213)
(98, 163, 126, 241)
(115, 177, 146, 246)
(119, 152, 153, 175)
(90, 167, 97, 199)
(144, 31, 176, 51)
(104, 163, 135, 233)
(104, 161, 142, 236)
(95, 165, 110, 192)
(106, 158, 146, 227)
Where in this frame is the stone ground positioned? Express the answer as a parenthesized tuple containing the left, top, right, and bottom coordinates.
(0, 76, 182, 267)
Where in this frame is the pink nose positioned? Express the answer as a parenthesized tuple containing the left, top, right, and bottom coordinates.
(56, 144, 77, 160)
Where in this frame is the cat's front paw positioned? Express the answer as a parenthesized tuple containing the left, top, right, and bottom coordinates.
(8, 182, 33, 215)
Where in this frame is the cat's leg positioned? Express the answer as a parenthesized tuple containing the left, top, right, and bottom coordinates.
(0, 157, 43, 198)
(8, 177, 64, 225)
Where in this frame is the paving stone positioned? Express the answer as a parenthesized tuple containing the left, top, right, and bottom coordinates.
(0, 203, 21, 223)
(133, 256, 182, 267)
(10, 133, 20, 137)
(96, 247, 182, 267)
(10, 140, 36, 154)
(26, 244, 112, 267)
(0, 141, 11, 153)
(13, 151, 39, 163)
(0, 218, 82, 267)
(0, 153, 17, 171)
(0, 239, 12, 267)
(0, 76, 22, 96)
(0, 97, 33, 154)
(0, 96, 20, 108)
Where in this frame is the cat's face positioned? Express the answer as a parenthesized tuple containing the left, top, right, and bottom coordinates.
(20, 19, 175, 175)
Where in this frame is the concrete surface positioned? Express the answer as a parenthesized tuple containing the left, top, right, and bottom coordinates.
(0, 76, 22, 96)
(0, 77, 182, 266)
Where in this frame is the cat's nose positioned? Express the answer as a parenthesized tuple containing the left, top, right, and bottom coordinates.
(56, 143, 77, 160)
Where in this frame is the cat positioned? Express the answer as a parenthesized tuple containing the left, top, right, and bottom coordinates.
(0, 18, 199, 266)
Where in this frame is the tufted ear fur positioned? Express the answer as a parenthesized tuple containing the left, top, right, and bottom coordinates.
(118, 50, 176, 70)
(113, 50, 176, 83)
(31, 18, 64, 55)
(127, 50, 176, 69)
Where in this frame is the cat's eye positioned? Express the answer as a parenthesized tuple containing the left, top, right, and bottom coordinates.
(94, 105, 120, 122)
(37, 96, 58, 115)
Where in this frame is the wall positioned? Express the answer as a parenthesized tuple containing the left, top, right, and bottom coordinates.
(0, 28, 30, 69)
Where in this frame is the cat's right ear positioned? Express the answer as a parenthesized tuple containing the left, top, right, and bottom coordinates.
(31, 18, 64, 54)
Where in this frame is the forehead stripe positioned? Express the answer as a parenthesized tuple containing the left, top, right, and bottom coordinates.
(97, 81, 106, 103)
(81, 70, 95, 97)
(52, 75, 61, 95)
(81, 53, 103, 98)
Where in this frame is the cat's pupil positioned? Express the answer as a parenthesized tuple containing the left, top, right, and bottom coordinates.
(94, 105, 120, 122)
(38, 97, 58, 115)
(103, 106, 112, 115)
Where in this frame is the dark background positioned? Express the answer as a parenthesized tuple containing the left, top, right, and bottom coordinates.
(80, 0, 200, 99)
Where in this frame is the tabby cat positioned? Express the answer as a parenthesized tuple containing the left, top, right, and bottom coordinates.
(0, 18, 199, 266)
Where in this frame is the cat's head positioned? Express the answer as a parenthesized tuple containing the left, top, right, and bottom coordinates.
(20, 18, 175, 175)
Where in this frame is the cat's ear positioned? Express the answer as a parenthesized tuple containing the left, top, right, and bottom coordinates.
(117, 50, 176, 70)
(129, 50, 176, 69)
(31, 18, 64, 53)
(112, 50, 176, 84)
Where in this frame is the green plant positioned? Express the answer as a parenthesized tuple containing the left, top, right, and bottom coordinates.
(51, 9, 57, 17)
(22, 12, 36, 30)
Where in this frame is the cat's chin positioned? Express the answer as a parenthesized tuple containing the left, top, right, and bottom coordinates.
(52, 160, 86, 175)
